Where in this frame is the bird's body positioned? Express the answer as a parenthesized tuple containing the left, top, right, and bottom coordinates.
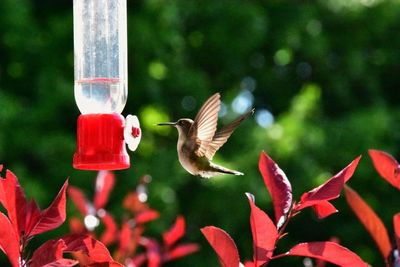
(158, 93, 253, 178)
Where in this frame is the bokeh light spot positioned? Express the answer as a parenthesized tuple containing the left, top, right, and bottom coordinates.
(255, 109, 274, 128)
(274, 48, 293, 66)
(181, 95, 197, 111)
(148, 61, 167, 80)
(140, 105, 171, 135)
(84, 214, 100, 231)
(232, 90, 254, 114)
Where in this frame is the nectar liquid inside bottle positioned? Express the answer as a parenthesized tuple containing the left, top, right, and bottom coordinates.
(74, 77, 127, 114)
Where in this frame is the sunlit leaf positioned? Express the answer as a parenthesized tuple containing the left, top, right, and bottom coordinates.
(312, 201, 338, 219)
(201, 226, 240, 267)
(258, 151, 292, 228)
(344, 186, 391, 261)
(0, 170, 28, 236)
(246, 193, 278, 266)
(294, 156, 361, 217)
(0, 212, 20, 267)
(395, 213, 400, 253)
(369, 149, 400, 190)
(283, 241, 369, 267)
(28, 180, 68, 237)
(63, 234, 114, 263)
(30, 239, 77, 267)
(30, 239, 65, 267)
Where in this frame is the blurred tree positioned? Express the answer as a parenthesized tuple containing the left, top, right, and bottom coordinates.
(1, 0, 400, 266)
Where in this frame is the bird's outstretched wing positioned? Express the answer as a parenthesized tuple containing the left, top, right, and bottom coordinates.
(203, 108, 254, 160)
(188, 93, 221, 157)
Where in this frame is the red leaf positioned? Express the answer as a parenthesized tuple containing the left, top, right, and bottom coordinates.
(94, 171, 115, 210)
(118, 222, 133, 255)
(243, 261, 254, 267)
(129, 253, 146, 267)
(259, 151, 292, 228)
(69, 217, 86, 234)
(201, 226, 240, 267)
(87, 262, 123, 267)
(118, 223, 143, 258)
(27, 180, 68, 237)
(68, 186, 90, 215)
(41, 259, 78, 267)
(0, 170, 28, 236)
(123, 192, 148, 213)
(163, 215, 185, 247)
(394, 213, 400, 253)
(284, 241, 368, 267)
(30, 239, 78, 267)
(0, 165, 4, 204)
(63, 234, 114, 263)
(134, 209, 159, 224)
(30, 239, 65, 267)
(246, 193, 278, 266)
(315, 237, 340, 267)
(344, 186, 391, 261)
(100, 212, 118, 246)
(25, 200, 42, 234)
(164, 243, 200, 261)
(312, 201, 338, 219)
(369, 149, 400, 190)
(295, 156, 361, 214)
(0, 212, 20, 267)
(141, 238, 161, 267)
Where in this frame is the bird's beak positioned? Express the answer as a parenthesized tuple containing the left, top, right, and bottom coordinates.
(157, 122, 177, 126)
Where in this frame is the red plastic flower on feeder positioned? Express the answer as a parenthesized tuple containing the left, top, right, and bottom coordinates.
(124, 115, 142, 152)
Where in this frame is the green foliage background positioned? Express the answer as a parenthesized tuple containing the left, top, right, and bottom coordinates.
(1, 0, 400, 266)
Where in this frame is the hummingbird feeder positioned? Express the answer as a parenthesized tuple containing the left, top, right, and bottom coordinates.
(73, 0, 141, 170)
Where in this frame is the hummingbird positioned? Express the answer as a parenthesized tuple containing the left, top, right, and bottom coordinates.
(158, 93, 254, 178)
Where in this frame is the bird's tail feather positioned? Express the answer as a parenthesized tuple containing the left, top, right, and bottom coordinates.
(209, 162, 244, 176)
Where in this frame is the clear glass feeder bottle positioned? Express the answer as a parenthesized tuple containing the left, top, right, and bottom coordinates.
(73, 0, 130, 170)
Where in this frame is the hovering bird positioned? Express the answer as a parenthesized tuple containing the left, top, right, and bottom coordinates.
(158, 93, 254, 178)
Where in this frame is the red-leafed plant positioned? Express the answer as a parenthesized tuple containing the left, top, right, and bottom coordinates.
(201, 151, 369, 267)
(342, 149, 400, 267)
(0, 165, 122, 267)
(68, 171, 199, 266)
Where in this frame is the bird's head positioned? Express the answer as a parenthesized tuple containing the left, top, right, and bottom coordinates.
(157, 118, 194, 136)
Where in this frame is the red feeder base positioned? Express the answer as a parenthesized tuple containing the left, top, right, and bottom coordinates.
(73, 113, 130, 170)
